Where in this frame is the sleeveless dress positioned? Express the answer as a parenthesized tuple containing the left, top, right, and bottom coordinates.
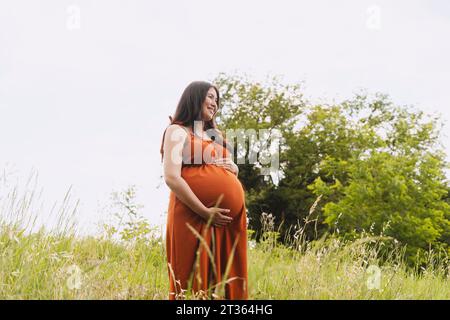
(165, 125, 248, 300)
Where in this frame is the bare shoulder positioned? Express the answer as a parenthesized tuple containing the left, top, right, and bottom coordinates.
(165, 124, 189, 139)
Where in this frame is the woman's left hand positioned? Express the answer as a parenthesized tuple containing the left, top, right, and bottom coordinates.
(213, 158, 239, 176)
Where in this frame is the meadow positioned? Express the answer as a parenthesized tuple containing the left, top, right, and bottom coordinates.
(1, 181, 449, 300)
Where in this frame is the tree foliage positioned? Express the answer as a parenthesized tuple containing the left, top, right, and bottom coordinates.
(213, 73, 450, 262)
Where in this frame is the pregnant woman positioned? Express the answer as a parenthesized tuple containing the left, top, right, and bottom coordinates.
(160, 81, 248, 300)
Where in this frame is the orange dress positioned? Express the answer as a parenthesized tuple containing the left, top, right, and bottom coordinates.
(165, 126, 248, 300)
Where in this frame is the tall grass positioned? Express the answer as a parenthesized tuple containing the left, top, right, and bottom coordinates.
(0, 171, 449, 299)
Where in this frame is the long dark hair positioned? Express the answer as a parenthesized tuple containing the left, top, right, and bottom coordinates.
(160, 81, 231, 162)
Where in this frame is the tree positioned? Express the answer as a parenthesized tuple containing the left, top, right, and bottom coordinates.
(310, 152, 450, 261)
(307, 94, 450, 262)
(213, 73, 305, 234)
(213, 74, 450, 263)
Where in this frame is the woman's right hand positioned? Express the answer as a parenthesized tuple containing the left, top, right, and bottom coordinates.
(202, 207, 233, 227)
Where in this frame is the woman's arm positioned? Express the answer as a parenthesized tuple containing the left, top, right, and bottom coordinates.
(163, 125, 210, 219)
(163, 125, 233, 228)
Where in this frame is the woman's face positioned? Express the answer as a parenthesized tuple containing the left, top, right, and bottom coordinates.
(200, 87, 218, 122)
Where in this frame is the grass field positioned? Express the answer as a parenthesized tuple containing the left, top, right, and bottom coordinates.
(1, 180, 449, 300)
(1, 220, 449, 299)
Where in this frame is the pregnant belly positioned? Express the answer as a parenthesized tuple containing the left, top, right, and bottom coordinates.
(181, 165, 245, 218)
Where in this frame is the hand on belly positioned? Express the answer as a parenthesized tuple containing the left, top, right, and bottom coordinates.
(182, 166, 245, 218)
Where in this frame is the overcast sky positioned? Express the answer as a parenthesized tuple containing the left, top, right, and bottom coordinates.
(1, 0, 449, 235)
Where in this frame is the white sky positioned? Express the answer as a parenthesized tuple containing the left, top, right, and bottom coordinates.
(1, 0, 449, 235)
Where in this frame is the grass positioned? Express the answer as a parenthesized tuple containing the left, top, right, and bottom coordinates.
(0, 172, 449, 299)
(1, 223, 449, 299)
